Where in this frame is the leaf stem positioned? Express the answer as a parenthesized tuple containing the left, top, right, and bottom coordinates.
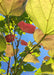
(31, 34, 47, 51)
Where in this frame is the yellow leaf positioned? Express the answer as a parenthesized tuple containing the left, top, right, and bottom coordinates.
(48, 50, 54, 57)
(51, 63, 54, 70)
(26, 0, 54, 35)
(23, 54, 39, 63)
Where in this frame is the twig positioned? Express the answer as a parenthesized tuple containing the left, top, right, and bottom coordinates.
(7, 15, 15, 75)
(7, 57, 11, 75)
(14, 35, 22, 74)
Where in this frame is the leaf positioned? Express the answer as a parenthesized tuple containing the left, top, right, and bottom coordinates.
(51, 63, 54, 70)
(0, 69, 6, 74)
(35, 68, 54, 75)
(28, 41, 33, 47)
(26, 0, 54, 35)
(18, 21, 36, 34)
(32, 52, 40, 57)
(33, 29, 54, 50)
(20, 40, 28, 46)
(0, 35, 6, 52)
(48, 50, 54, 57)
(23, 54, 39, 63)
(23, 64, 36, 71)
(20, 52, 27, 57)
(44, 56, 50, 60)
(5, 44, 19, 57)
(17, 68, 23, 75)
(0, 0, 27, 16)
(45, 58, 54, 65)
(41, 63, 53, 72)
(35, 68, 42, 75)
(0, 15, 5, 21)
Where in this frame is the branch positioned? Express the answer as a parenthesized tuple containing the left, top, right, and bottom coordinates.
(16, 34, 47, 74)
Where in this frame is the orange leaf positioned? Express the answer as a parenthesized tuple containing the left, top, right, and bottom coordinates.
(44, 56, 50, 60)
(5, 44, 19, 57)
(0, 0, 27, 16)
(33, 29, 54, 50)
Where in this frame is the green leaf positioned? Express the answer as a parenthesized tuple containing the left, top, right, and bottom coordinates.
(28, 41, 33, 47)
(35, 68, 42, 75)
(0, 35, 6, 52)
(45, 58, 54, 65)
(17, 68, 23, 75)
(23, 64, 36, 71)
(26, 0, 54, 35)
(20, 52, 27, 57)
(41, 63, 53, 72)
(32, 52, 40, 57)
(0, 15, 5, 21)
(3, 56, 9, 62)
(0, 69, 6, 74)
(35, 63, 54, 74)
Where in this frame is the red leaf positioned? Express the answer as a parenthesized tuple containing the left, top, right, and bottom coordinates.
(20, 40, 28, 46)
(18, 21, 36, 34)
(5, 34, 15, 42)
(44, 56, 50, 60)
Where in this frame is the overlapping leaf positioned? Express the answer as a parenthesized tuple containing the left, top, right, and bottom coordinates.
(26, 0, 54, 35)
(33, 29, 54, 50)
(0, 0, 27, 16)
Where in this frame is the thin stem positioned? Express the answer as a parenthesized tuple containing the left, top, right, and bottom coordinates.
(7, 57, 11, 75)
(7, 15, 15, 75)
(14, 35, 22, 74)
(16, 35, 22, 57)
(7, 15, 11, 75)
(32, 41, 35, 44)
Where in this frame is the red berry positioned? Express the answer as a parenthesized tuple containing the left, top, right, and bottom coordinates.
(18, 21, 36, 34)
(20, 40, 28, 46)
(5, 34, 15, 42)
